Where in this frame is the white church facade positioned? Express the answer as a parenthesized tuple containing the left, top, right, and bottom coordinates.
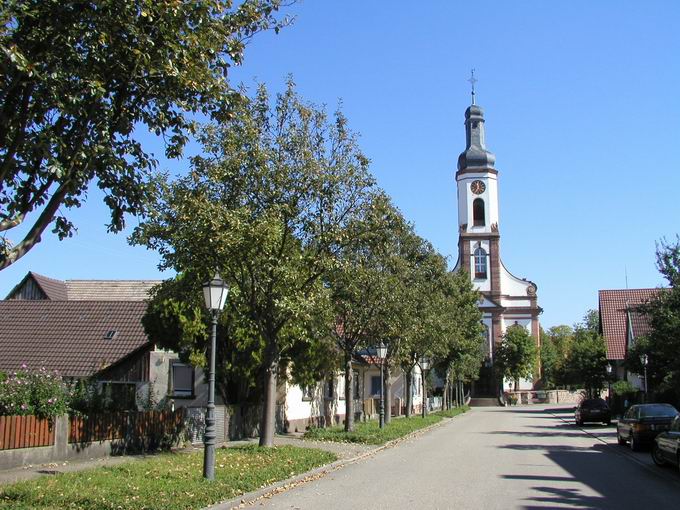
(452, 96, 542, 397)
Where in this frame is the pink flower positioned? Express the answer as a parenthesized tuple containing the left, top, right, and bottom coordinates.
(20, 363, 27, 369)
(20, 404, 27, 410)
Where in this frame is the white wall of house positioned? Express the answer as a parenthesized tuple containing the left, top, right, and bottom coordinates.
(139, 350, 209, 410)
(278, 363, 427, 432)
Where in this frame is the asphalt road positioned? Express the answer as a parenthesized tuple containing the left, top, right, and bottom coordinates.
(254, 405, 680, 509)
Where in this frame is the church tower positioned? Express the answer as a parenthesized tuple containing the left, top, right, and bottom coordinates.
(453, 89, 542, 398)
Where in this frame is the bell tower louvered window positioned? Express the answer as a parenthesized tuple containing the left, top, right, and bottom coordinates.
(473, 198, 485, 227)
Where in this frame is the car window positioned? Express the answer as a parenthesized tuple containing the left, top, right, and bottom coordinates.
(639, 404, 679, 418)
(582, 399, 607, 409)
(624, 408, 634, 419)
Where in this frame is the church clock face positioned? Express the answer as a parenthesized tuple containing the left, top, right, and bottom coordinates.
(470, 180, 486, 195)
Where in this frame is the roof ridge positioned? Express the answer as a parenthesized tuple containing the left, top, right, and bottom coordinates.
(599, 287, 664, 292)
(65, 279, 162, 283)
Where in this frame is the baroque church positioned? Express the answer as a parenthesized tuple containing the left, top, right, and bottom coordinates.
(452, 90, 542, 398)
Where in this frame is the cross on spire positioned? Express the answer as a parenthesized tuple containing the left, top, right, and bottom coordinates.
(468, 69, 477, 105)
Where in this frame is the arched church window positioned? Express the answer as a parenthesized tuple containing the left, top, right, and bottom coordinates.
(474, 247, 487, 279)
(473, 198, 485, 226)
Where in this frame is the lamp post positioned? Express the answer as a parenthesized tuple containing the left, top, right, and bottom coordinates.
(606, 363, 612, 405)
(419, 357, 431, 418)
(201, 273, 229, 481)
(640, 354, 649, 402)
(376, 341, 387, 429)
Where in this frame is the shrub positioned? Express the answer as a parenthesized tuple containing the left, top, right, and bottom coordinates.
(611, 380, 636, 396)
(0, 365, 70, 418)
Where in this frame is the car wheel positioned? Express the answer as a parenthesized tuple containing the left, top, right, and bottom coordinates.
(630, 434, 640, 452)
(617, 431, 626, 445)
(576, 419, 583, 427)
(652, 444, 666, 466)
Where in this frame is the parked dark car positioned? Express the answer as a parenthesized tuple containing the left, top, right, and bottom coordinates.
(575, 398, 611, 426)
(652, 416, 680, 469)
(617, 403, 680, 451)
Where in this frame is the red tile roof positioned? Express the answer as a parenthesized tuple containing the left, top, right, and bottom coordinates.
(31, 272, 68, 300)
(0, 301, 150, 377)
(598, 289, 663, 360)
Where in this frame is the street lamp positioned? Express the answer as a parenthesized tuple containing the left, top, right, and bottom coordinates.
(606, 363, 613, 405)
(202, 273, 229, 481)
(419, 356, 431, 418)
(376, 341, 387, 429)
(640, 354, 649, 402)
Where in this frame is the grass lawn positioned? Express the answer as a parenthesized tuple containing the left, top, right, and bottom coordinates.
(0, 445, 336, 510)
(304, 406, 470, 445)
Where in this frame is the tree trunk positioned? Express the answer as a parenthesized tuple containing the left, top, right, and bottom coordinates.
(259, 339, 278, 447)
(405, 366, 413, 418)
(384, 364, 392, 424)
(421, 369, 427, 418)
(344, 354, 354, 432)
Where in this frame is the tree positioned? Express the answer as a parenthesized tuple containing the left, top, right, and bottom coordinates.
(580, 309, 600, 334)
(142, 271, 338, 428)
(562, 328, 607, 397)
(0, 0, 289, 269)
(495, 325, 537, 391)
(326, 193, 408, 431)
(133, 81, 375, 446)
(540, 325, 573, 389)
(626, 237, 680, 402)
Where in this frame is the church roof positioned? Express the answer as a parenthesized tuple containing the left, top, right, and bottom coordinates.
(457, 104, 496, 171)
(598, 288, 662, 360)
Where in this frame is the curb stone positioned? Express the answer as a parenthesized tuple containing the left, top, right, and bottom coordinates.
(204, 411, 469, 510)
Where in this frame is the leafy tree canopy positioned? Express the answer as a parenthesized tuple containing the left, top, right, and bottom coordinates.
(0, 0, 289, 269)
(562, 328, 607, 397)
(133, 80, 375, 445)
(627, 237, 680, 402)
(495, 325, 537, 389)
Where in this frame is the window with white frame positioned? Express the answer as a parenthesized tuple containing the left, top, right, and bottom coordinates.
(474, 247, 487, 279)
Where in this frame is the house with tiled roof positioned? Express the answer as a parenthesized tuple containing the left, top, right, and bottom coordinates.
(1, 272, 208, 411)
(598, 288, 664, 388)
(2, 272, 437, 433)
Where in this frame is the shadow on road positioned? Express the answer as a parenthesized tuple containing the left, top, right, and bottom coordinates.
(499, 439, 680, 509)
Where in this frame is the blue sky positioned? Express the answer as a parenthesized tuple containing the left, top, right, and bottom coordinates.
(2, 1, 679, 329)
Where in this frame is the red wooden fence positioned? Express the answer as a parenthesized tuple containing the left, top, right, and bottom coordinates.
(69, 410, 184, 444)
(0, 415, 55, 450)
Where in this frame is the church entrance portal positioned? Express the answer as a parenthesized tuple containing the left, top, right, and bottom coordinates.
(472, 365, 497, 398)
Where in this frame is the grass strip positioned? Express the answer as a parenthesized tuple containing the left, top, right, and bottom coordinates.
(435, 405, 470, 418)
(0, 445, 336, 510)
(304, 405, 470, 445)
(304, 414, 443, 445)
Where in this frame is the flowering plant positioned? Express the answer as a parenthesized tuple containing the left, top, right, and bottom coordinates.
(0, 365, 70, 418)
